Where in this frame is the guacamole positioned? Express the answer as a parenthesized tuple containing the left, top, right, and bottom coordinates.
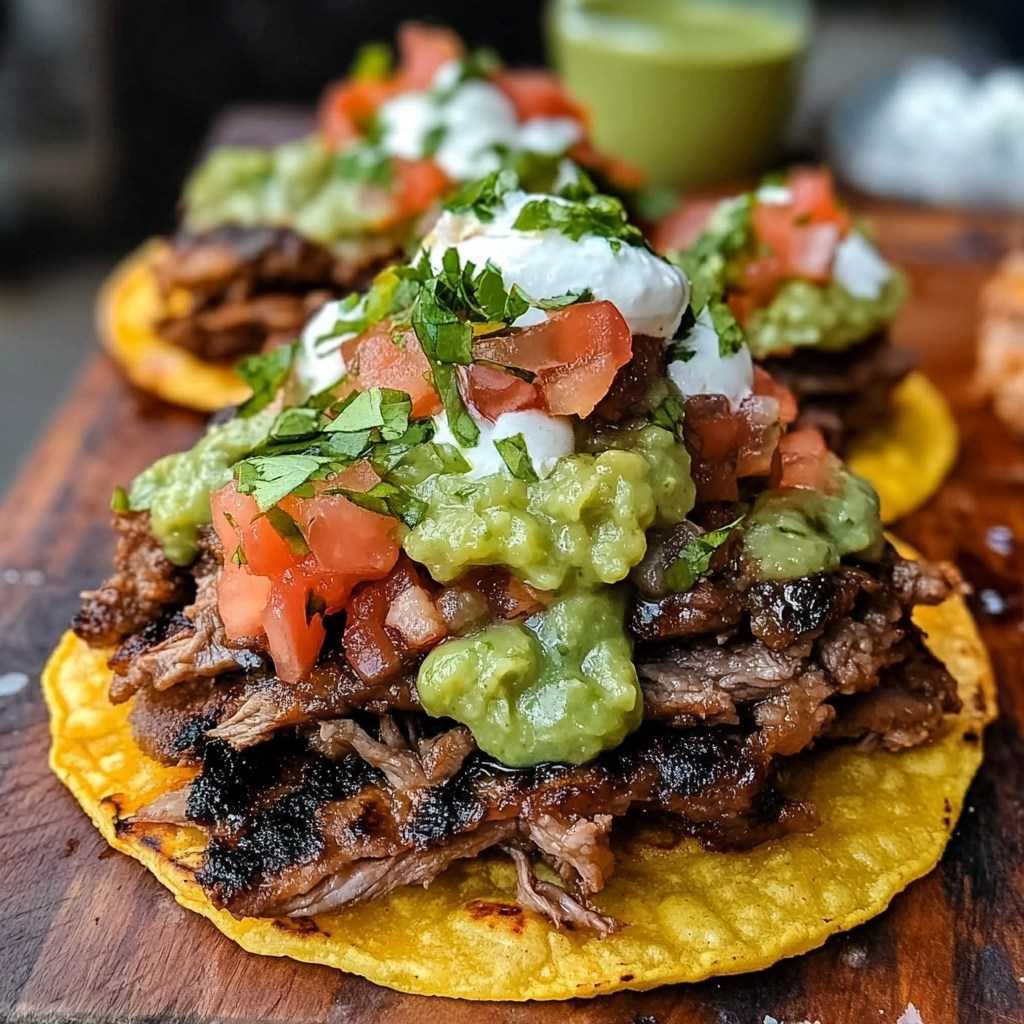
(128, 410, 273, 565)
(742, 466, 883, 580)
(743, 273, 908, 358)
(183, 137, 400, 247)
(417, 588, 642, 766)
(404, 427, 694, 590)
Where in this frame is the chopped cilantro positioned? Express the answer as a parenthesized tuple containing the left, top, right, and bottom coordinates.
(263, 506, 310, 556)
(651, 389, 685, 432)
(235, 344, 296, 416)
(432, 362, 479, 446)
(234, 454, 328, 511)
(512, 193, 645, 250)
(443, 169, 518, 222)
(422, 124, 447, 157)
(333, 480, 427, 527)
(709, 301, 744, 358)
(664, 517, 743, 593)
(326, 387, 411, 440)
(269, 407, 320, 441)
(494, 433, 539, 482)
(335, 142, 393, 187)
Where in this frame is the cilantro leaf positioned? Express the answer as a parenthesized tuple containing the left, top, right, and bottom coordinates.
(512, 193, 645, 249)
(234, 454, 327, 511)
(494, 433, 539, 482)
(422, 124, 446, 157)
(443, 169, 518, 222)
(235, 344, 296, 416)
(335, 142, 393, 187)
(664, 517, 743, 593)
(709, 301, 744, 358)
(650, 389, 685, 432)
(269, 407, 320, 441)
(412, 276, 474, 364)
(530, 288, 592, 311)
(473, 262, 530, 323)
(370, 421, 436, 473)
(110, 485, 130, 514)
(326, 387, 411, 440)
(262, 506, 310, 556)
(431, 362, 479, 446)
(333, 481, 427, 528)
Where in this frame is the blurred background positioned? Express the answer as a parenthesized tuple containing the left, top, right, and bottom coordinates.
(1, 0, 1023, 488)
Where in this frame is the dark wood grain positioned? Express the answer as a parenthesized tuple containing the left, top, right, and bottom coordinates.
(2, 207, 1024, 1024)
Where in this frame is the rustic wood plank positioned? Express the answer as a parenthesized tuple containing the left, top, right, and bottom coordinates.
(2, 209, 1024, 1023)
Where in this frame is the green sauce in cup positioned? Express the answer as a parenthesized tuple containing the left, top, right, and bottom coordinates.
(547, 0, 809, 186)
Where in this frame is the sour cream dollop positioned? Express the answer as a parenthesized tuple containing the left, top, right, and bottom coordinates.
(295, 297, 356, 396)
(377, 61, 585, 183)
(432, 407, 575, 480)
(667, 307, 754, 410)
(422, 190, 689, 338)
(832, 230, 894, 300)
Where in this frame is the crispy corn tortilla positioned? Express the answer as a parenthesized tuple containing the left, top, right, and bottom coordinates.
(98, 242, 251, 413)
(848, 371, 958, 523)
(44, 550, 993, 1001)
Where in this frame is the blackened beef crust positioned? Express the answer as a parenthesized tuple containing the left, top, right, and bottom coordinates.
(763, 334, 914, 451)
(178, 725, 813, 918)
(154, 225, 395, 362)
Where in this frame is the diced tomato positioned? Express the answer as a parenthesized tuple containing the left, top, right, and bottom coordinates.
(384, 583, 447, 649)
(343, 557, 440, 683)
(279, 489, 400, 577)
(217, 559, 271, 639)
(465, 363, 541, 421)
(211, 474, 402, 684)
(262, 570, 326, 684)
(752, 366, 798, 424)
(752, 202, 796, 263)
(650, 198, 719, 254)
(395, 22, 463, 90)
(787, 222, 841, 282)
(391, 158, 449, 222)
(472, 300, 632, 418)
(341, 323, 441, 418)
(788, 167, 850, 231)
(319, 78, 397, 147)
(774, 427, 835, 491)
(493, 70, 587, 124)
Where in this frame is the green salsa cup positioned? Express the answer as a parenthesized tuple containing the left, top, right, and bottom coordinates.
(547, 0, 810, 186)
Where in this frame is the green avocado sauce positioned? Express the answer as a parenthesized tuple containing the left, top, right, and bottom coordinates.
(402, 425, 695, 590)
(742, 272, 908, 358)
(417, 587, 642, 766)
(127, 411, 273, 565)
(742, 466, 883, 580)
(182, 137, 404, 249)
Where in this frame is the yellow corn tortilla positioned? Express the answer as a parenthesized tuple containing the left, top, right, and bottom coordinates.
(43, 548, 993, 1001)
(98, 242, 251, 413)
(848, 371, 958, 523)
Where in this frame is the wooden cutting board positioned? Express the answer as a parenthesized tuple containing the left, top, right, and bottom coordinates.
(2, 206, 1023, 1024)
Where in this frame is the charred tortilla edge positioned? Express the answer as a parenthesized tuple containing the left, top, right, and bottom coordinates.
(43, 545, 994, 1000)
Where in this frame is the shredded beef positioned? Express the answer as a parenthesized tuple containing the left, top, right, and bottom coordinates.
(154, 225, 395, 361)
(506, 846, 620, 935)
(525, 813, 615, 894)
(73, 513, 190, 647)
(762, 335, 913, 451)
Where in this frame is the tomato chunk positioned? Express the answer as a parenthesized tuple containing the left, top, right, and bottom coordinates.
(752, 366, 798, 424)
(774, 427, 835, 491)
(395, 22, 463, 89)
(788, 167, 850, 231)
(472, 300, 632, 418)
(465, 363, 541, 421)
(211, 477, 402, 684)
(651, 198, 719, 254)
(319, 78, 397, 147)
(341, 323, 441, 418)
(493, 70, 586, 124)
(391, 158, 449, 221)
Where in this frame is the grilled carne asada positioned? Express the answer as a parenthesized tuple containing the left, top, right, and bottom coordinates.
(75, 170, 963, 937)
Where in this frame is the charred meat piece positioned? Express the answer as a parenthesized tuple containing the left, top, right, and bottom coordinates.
(177, 726, 810, 919)
(73, 513, 190, 647)
(762, 335, 913, 451)
(154, 225, 395, 362)
(594, 336, 666, 422)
